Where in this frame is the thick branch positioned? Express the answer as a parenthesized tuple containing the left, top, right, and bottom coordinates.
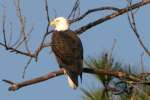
(3, 69, 64, 91)
(3, 68, 150, 91)
(74, 0, 150, 34)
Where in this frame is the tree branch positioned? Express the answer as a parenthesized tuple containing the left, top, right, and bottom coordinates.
(127, 1, 150, 56)
(3, 68, 150, 91)
(74, 0, 150, 34)
(70, 6, 120, 24)
(0, 42, 35, 57)
(3, 69, 64, 91)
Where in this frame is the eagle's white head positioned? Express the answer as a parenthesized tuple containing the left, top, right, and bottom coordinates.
(50, 17, 69, 31)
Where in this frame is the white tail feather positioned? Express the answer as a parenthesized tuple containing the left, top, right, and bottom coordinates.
(67, 76, 77, 89)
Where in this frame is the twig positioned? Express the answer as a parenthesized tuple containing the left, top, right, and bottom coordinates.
(45, 0, 50, 24)
(8, 22, 13, 46)
(52, 8, 57, 18)
(140, 52, 144, 73)
(108, 39, 117, 61)
(68, 0, 80, 20)
(12, 0, 25, 48)
(128, 82, 150, 99)
(2, 6, 7, 49)
(34, 43, 52, 61)
(22, 57, 33, 78)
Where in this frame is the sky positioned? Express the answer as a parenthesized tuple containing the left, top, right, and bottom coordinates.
(0, 0, 150, 100)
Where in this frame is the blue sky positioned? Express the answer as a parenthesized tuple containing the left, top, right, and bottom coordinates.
(0, 0, 150, 100)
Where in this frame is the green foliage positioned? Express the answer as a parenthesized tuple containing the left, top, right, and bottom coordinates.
(82, 52, 116, 100)
(85, 53, 113, 85)
(81, 88, 110, 100)
(82, 52, 150, 100)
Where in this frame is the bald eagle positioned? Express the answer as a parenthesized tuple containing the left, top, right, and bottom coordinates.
(50, 17, 83, 89)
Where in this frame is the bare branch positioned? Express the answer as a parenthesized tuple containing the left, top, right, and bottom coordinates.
(74, 0, 150, 34)
(3, 69, 64, 91)
(70, 6, 120, 24)
(0, 42, 35, 57)
(127, 2, 150, 56)
(3, 67, 150, 91)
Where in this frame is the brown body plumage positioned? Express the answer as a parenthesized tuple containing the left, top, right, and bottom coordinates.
(51, 30, 83, 89)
